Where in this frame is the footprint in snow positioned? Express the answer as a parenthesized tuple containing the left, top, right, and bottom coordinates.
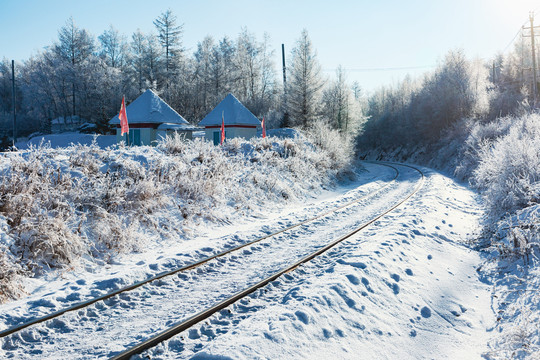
(420, 306, 432, 318)
(346, 274, 360, 285)
(323, 328, 332, 338)
(188, 328, 200, 339)
(405, 268, 414, 276)
(295, 310, 310, 325)
(28, 298, 56, 308)
(385, 281, 400, 295)
(361, 277, 374, 293)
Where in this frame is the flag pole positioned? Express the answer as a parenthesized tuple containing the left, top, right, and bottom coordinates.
(125, 94, 129, 146)
(120, 94, 130, 146)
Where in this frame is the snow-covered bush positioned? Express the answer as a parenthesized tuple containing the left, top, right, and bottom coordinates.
(305, 119, 355, 175)
(0, 223, 26, 303)
(472, 113, 540, 219)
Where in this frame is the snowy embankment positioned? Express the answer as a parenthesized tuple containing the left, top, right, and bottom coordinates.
(0, 130, 354, 304)
(361, 113, 540, 359)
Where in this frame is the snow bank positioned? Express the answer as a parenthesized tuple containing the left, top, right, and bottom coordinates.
(15, 133, 117, 150)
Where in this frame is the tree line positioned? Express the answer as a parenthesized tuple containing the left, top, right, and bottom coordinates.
(357, 39, 535, 152)
(0, 10, 365, 141)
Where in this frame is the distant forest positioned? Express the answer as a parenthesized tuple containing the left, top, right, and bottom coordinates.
(0, 10, 365, 140)
(358, 44, 535, 151)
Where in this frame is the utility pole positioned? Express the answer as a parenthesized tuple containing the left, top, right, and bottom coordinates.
(281, 44, 289, 127)
(282, 44, 287, 88)
(11, 60, 17, 146)
(522, 12, 540, 105)
(530, 12, 537, 103)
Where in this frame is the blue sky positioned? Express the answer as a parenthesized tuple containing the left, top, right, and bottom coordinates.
(1, 0, 539, 92)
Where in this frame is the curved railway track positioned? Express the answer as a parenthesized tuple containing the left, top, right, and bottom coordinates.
(0, 162, 423, 359)
(113, 162, 424, 360)
(0, 163, 397, 337)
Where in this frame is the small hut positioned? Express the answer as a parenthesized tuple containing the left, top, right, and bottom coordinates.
(109, 89, 198, 145)
(199, 94, 261, 145)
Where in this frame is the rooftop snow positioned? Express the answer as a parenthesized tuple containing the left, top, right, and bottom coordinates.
(109, 89, 188, 125)
(198, 94, 261, 127)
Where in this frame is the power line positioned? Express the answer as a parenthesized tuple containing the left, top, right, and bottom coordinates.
(323, 65, 436, 73)
(502, 26, 524, 53)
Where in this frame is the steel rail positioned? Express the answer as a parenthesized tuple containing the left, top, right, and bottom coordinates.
(110, 163, 424, 360)
(0, 163, 399, 339)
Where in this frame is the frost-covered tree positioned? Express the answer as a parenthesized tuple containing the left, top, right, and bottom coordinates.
(287, 29, 325, 127)
(98, 25, 128, 69)
(234, 28, 261, 102)
(412, 49, 488, 141)
(128, 29, 147, 93)
(53, 17, 96, 120)
(211, 36, 236, 100)
(252, 33, 276, 116)
(322, 66, 350, 131)
(153, 9, 184, 93)
(0, 59, 13, 116)
(193, 35, 216, 118)
(54, 17, 95, 66)
(127, 30, 162, 93)
(143, 34, 162, 90)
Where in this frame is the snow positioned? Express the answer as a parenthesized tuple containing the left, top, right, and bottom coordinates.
(198, 94, 261, 127)
(0, 161, 496, 359)
(157, 123, 201, 131)
(138, 165, 495, 360)
(109, 89, 189, 125)
(15, 133, 116, 150)
(258, 128, 301, 139)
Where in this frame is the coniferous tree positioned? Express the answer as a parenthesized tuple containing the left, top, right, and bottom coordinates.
(287, 29, 325, 128)
(153, 9, 184, 94)
(129, 29, 147, 93)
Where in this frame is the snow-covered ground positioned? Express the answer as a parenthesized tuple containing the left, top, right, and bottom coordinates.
(0, 162, 496, 359)
(15, 133, 116, 150)
(137, 164, 495, 360)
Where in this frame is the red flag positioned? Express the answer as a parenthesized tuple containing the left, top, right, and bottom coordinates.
(119, 96, 129, 136)
(262, 117, 266, 138)
(220, 111, 225, 145)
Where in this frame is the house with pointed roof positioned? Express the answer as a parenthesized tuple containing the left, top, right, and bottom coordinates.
(199, 94, 261, 145)
(109, 89, 199, 145)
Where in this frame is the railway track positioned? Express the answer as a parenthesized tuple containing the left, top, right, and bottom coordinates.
(112, 162, 424, 359)
(0, 162, 423, 359)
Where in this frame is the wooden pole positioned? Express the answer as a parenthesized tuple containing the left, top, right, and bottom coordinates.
(281, 44, 289, 127)
(11, 60, 17, 147)
(530, 12, 537, 103)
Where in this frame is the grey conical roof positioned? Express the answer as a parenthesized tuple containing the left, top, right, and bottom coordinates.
(109, 89, 188, 125)
(198, 94, 261, 126)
